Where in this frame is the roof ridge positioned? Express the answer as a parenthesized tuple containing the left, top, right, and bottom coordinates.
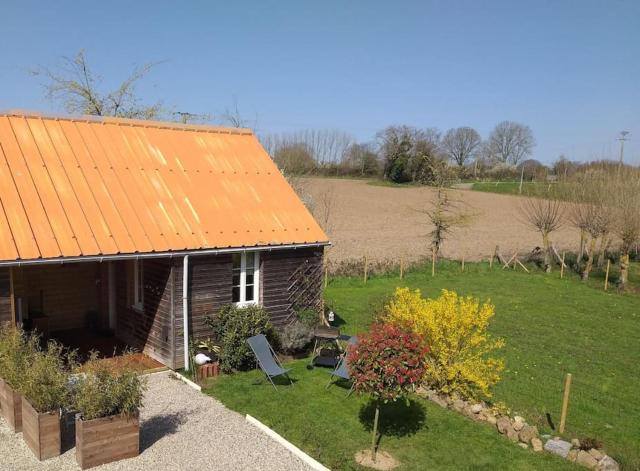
(0, 109, 253, 135)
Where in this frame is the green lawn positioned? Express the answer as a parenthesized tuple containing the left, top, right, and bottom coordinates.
(324, 262, 640, 470)
(204, 263, 640, 470)
(471, 181, 554, 196)
(207, 358, 576, 471)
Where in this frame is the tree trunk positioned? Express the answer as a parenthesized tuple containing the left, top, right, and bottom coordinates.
(578, 229, 586, 261)
(581, 238, 597, 281)
(371, 402, 380, 462)
(619, 253, 630, 289)
(542, 233, 552, 273)
(596, 235, 609, 269)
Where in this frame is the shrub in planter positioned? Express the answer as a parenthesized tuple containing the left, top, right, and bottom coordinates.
(73, 352, 147, 470)
(0, 325, 39, 432)
(20, 341, 75, 460)
(204, 304, 277, 372)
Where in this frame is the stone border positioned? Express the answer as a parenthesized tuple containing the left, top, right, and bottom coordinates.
(417, 387, 619, 471)
(246, 414, 331, 471)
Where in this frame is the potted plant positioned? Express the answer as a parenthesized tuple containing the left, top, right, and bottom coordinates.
(0, 325, 38, 432)
(20, 340, 75, 460)
(73, 352, 147, 470)
(194, 339, 221, 380)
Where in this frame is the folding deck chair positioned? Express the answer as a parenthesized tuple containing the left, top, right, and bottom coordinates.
(246, 334, 293, 389)
(325, 335, 358, 397)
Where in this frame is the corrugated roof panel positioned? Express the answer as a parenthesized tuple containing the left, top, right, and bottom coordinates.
(0, 142, 40, 259)
(9, 117, 82, 256)
(0, 117, 62, 258)
(26, 118, 101, 256)
(0, 112, 329, 262)
(57, 120, 140, 254)
(78, 121, 166, 252)
(43, 119, 119, 255)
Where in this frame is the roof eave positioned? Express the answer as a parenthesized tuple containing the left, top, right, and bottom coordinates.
(0, 241, 331, 267)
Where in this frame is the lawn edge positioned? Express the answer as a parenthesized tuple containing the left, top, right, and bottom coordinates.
(245, 414, 331, 471)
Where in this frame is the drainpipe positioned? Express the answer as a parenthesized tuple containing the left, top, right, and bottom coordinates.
(183, 255, 190, 371)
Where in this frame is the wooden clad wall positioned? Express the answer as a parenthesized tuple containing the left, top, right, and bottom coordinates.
(261, 247, 324, 326)
(171, 247, 324, 369)
(172, 254, 232, 369)
(0, 268, 11, 324)
(114, 259, 173, 367)
(17, 264, 100, 332)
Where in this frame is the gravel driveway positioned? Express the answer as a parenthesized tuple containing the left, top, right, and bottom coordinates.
(0, 372, 312, 471)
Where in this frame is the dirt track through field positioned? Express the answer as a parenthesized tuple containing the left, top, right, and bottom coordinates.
(299, 178, 581, 263)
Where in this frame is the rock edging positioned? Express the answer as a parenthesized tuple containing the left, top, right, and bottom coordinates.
(416, 387, 619, 471)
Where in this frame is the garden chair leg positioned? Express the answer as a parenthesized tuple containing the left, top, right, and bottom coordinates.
(325, 375, 334, 390)
(346, 383, 355, 398)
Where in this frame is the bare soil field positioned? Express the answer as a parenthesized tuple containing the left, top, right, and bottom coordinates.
(298, 178, 582, 264)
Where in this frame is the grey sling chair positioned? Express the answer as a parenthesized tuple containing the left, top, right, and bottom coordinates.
(326, 335, 358, 397)
(246, 334, 294, 389)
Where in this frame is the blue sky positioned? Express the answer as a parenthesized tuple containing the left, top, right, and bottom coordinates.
(1, 0, 638, 164)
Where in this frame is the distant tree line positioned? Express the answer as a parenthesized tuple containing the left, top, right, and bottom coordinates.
(260, 121, 545, 184)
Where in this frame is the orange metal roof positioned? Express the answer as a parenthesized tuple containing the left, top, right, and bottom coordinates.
(0, 111, 329, 262)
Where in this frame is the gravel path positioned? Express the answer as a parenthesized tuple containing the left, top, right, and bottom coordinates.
(0, 372, 313, 471)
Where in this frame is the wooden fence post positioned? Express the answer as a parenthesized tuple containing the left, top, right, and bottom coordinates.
(431, 247, 436, 277)
(399, 258, 404, 280)
(560, 252, 565, 279)
(324, 265, 328, 289)
(559, 373, 572, 434)
(363, 256, 368, 283)
(461, 255, 465, 272)
(604, 259, 610, 291)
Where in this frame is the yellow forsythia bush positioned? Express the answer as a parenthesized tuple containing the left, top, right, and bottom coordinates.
(385, 287, 505, 400)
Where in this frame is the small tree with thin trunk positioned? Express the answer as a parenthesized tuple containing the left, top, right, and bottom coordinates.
(421, 188, 473, 262)
(348, 324, 427, 462)
(519, 195, 564, 272)
(613, 174, 640, 288)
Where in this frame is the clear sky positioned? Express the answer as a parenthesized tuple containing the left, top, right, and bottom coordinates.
(1, 0, 638, 164)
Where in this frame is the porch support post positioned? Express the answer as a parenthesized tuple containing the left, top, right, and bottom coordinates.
(9, 267, 15, 325)
(183, 255, 190, 371)
(108, 262, 116, 330)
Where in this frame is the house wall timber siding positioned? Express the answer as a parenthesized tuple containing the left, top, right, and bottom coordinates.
(114, 259, 174, 367)
(171, 247, 324, 370)
(0, 268, 11, 325)
(261, 248, 324, 325)
(12, 264, 101, 332)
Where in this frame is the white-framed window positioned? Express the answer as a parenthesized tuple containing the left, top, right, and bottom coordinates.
(132, 260, 144, 311)
(232, 252, 260, 306)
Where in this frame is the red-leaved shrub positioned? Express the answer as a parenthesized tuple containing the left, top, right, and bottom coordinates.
(348, 323, 428, 402)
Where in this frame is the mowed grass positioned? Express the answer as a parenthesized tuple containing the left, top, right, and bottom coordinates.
(324, 262, 640, 470)
(206, 357, 576, 471)
(205, 263, 639, 469)
(471, 181, 554, 195)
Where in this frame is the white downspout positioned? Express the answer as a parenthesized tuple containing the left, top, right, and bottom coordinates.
(183, 255, 190, 371)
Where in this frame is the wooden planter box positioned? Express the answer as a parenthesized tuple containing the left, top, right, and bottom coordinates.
(21, 398, 61, 460)
(76, 413, 139, 469)
(198, 361, 220, 380)
(1, 380, 22, 432)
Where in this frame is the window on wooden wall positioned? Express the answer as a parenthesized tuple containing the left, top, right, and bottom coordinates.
(132, 260, 144, 311)
(232, 252, 259, 306)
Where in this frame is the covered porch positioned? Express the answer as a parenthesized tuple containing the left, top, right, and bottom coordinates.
(5, 259, 171, 370)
